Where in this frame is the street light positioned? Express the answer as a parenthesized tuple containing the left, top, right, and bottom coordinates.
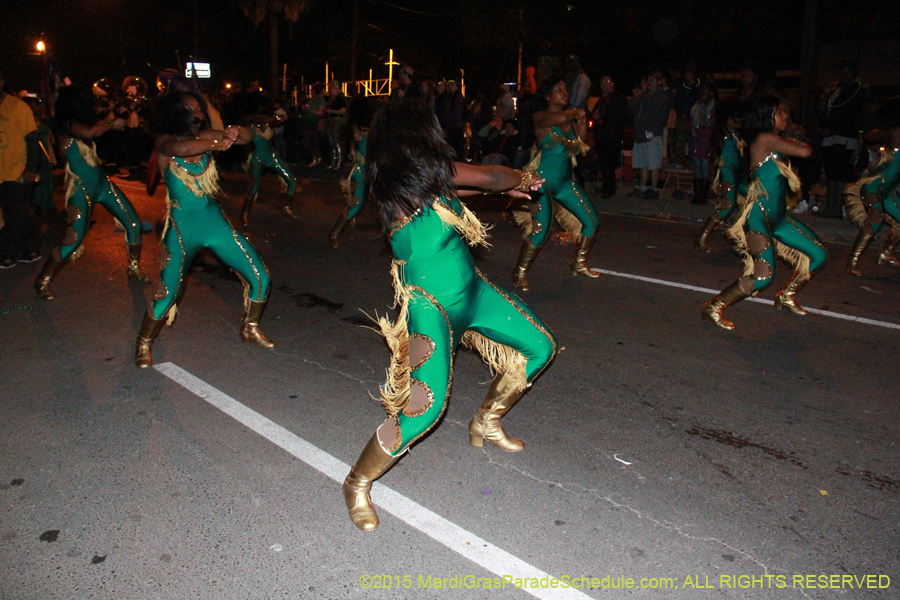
(36, 41, 45, 52)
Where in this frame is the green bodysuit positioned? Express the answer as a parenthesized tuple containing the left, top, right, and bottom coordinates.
(57, 139, 142, 261)
(152, 153, 270, 320)
(712, 131, 748, 221)
(379, 197, 557, 456)
(848, 149, 900, 233)
(345, 135, 367, 220)
(525, 126, 599, 246)
(729, 152, 828, 293)
(247, 125, 296, 199)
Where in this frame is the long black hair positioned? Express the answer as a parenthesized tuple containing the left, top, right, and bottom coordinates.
(365, 98, 456, 230)
(53, 85, 99, 137)
(153, 90, 209, 137)
(741, 95, 782, 146)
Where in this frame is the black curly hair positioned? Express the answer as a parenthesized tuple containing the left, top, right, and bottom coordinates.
(153, 90, 209, 137)
(365, 98, 456, 231)
(53, 85, 99, 137)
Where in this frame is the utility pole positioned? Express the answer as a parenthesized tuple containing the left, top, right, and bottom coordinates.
(350, 0, 359, 83)
(799, 0, 819, 126)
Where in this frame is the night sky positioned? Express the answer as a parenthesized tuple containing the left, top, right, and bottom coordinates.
(1, 0, 896, 99)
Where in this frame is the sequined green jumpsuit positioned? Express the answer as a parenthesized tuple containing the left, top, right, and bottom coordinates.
(346, 135, 367, 221)
(381, 197, 557, 455)
(247, 124, 297, 199)
(732, 152, 828, 294)
(845, 148, 900, 272)
(152, 153, 270, 320)
(527, 126, 599, 246)
(57, 139, 142, 260)
(713, 132, 748, 222)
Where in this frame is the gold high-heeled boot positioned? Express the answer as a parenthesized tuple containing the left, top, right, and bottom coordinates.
(701, 281, 751, 330)
(846, 228, 875, 276)
(240, 196, 254, 227)
(240, 298, 276, 348)
(694, 216, 719, 253)
(877, 227, 900, 267)
(281, 193, 299, 219)
(774, 270, 811, 315)
(569, 235, 600, 278)
(34, 254, 65, 301)
(134, 311, 166, 368)
(329, 215, 351, 248)
(511, 240, 541, 291)
(343, 434, 401, 531)
(468, 372, 527, 452)
(126, 243, 151, 282)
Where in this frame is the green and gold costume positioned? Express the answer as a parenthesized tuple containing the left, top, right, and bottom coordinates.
(241, 124, 298, 224)
(703, 152, 828, 329)
(330, 135, 366, 247)
(517, 125, 598, 246)
(34, 138, 147, 300)
(512, 125, 599, 289)
(376, 196, 557, 456)
(153, 152, 270, 321)
(844, 148, 900, 274)
(696, 131, 748, 251)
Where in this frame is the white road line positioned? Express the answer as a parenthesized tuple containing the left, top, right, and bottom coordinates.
(153, 362, 594, 600)
(595, 268, 900, 331)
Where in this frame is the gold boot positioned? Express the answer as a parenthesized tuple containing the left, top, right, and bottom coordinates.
(511, 240, 541, 291)
(134, 311, 165, 368)
(694, 216, 719, 253)
(468, 372, 527, 452)
(240, 196, 253, 227)
(774, 270, 810, 315)
(846, 228, 875, 276)
(343, 434, 401, 531)
(329, 214, 351, 248)
(877, 227, 900, 267)
(569, 235, 600, 278)
(240, 298, 276, 348)
(281, 194, 299, 219)
(126, 243, 151, 282)
(34, 254, 65, 301)
(701, 281, 751, 330)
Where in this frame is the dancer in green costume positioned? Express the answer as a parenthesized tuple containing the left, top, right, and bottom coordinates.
(134, 91, 275, 368)
(695, 100, 748, 252)
(34, 85, 150, 300)
(844, 110, 900, 275)
(330, 95, 378, 247)
(512, 76, 599, 291)
(240, 120, 299, 226)
(342, 99, 556, 531)
(702, 96, 828, 330)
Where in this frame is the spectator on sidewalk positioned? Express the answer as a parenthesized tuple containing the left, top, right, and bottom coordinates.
(0, 69, 42, 269)
(590, 75, 628, 198)
(627, 70, 671, 199)
(672, 63, 701, 169)
(565, 55, 591, 111)
(820, 61, 867, 219)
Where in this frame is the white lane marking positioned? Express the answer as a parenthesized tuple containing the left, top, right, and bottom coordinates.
(154, 362, 594, 600)
(595, 268, 900, 331)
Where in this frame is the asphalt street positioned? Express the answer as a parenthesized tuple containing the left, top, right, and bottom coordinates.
(1, 166, 898, 600)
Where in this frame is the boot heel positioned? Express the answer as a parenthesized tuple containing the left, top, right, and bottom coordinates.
(469, 433, 484, 447)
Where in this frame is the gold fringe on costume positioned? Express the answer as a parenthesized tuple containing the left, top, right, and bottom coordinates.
(169, 156, 222, 198)
(844, 175, 882, 228)
(549, 130, 590, 158)
(460, 331, 528, 392)
(433, 200, 489, 247)
(164, 304, 179, 326)
(524, 146, 541, 173)
(372, 260, 413, 419)
(513, 208, 533, 238)
(727, 163, 810, 284)
(75, 139, 100, 168)
(871, 148, 895, 171)
(552, 202, 583, 239)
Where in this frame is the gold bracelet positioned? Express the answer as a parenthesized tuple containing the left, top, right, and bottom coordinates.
(514, 170, 535, 192)
(210, 138, 227, 151)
